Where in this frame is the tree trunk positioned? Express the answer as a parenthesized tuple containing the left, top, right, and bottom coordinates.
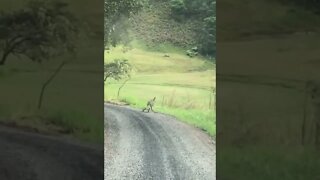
(316, 123, 320, 147)
(209, 94, 212, 109)
(0, 52, 9, 66)
(301, 83, 309, 145)
(38, 61, 66, 109)
(162, 96, 164, 106)
(314, 103, 320, 148)
(117, 78, 130, 99)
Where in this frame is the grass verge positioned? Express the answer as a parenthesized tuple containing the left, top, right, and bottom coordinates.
(218, 146, 320, 180)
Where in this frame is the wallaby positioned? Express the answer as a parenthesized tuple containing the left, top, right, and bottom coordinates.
(142, 97, 156, 113)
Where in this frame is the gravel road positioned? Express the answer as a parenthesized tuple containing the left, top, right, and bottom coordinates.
(105, 103, 216, 180)
(0, 126, 103, 180)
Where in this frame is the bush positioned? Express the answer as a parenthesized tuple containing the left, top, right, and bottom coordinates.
(186, 46, 198, 57)
(198, 16, 216, 56)
(170, 0, 187, 21)
(170, 0, 186, 14)
(170, 0, 216, 58)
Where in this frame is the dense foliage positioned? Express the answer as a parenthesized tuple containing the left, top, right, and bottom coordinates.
(104, 59, 132, 81)
(104, 0, 216, 57)
(0, 1, 78, 65)
(170, 0, 216, 56)
(280, 0, 320, 13)
(105, 0, 143, 47)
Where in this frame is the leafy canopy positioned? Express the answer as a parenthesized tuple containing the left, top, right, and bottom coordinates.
(104, 59, 132, 81)
(0, 0, 79, 65)
(105, 0, 143, 47)
(170, 0, 216, 57)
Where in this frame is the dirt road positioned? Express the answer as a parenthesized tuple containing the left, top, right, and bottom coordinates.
(0, 126, 103, 180)
(105, 103, 215, 180)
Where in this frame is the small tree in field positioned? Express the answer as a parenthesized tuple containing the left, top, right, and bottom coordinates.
(0, 1, 79, 109)
(104, 59, 132, 99)
(104, 59, 132, 82)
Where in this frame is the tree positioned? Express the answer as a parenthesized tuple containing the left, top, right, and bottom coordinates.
(0, 1, 79, 109)
(117, 77, 131, 99)
(199, 15, 216, 56)
(170, 0, 187, 21)
(104, 59, 132, 99)
(104, 59, 132, 82)
(170, 0, 216, 57)
(104, 0, 143, 47)
(0, 0, 78, 66)
(38, 61, 67, 109)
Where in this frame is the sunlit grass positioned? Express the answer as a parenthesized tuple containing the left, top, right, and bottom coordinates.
(105, 45, 214, 73)
(105, 45, 216, 136)
(105, 84, 216, 136)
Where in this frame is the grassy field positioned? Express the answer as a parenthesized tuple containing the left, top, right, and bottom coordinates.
(218, 146, 320, 180)
(0, 42, 104, 144)
(218, 32, 320, 178)
(105, 45, 216, 136)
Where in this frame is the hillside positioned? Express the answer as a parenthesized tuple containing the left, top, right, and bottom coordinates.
(129, 0, 199, 48)
(104, 0, 216, 136)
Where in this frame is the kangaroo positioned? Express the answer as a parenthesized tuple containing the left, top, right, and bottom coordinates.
(142, 97, 156, 113)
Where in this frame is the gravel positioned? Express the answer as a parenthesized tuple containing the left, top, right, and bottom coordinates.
(0, 126, 103, 180)
(105, 103, 216, 180)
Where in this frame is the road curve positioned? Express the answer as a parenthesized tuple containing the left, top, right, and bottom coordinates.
(0, 126, 103, 180)
(105, 103, 216, 180)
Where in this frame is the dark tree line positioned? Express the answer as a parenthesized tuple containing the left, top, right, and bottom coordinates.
(170, 0, 216, 57)
(280, 0, 320, 13)
(104, 0, 143, 47)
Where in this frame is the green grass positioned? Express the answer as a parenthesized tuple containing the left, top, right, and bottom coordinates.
(217, 21, 320, 179)
(42, 109, 103, 143)
(0, 43, 103, 144)
(219, 146, 320, 180)
(129, 40, 187, 54)
(105, 44, 214, 73)
(105, 45, 216, 137)
(157, 107, 215, 136)
(0, 0, 104, 144)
